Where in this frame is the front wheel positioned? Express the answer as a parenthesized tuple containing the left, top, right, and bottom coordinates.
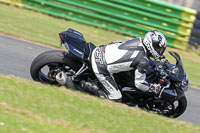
(143, 96, 187, 118)
(30, 50, 81, 84)
(163, 96, 187, 118)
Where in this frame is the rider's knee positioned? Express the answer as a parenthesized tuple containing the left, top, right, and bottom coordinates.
(107, 90, 122, 102)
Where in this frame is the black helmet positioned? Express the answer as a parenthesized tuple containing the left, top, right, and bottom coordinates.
(143, 30, 167, 59)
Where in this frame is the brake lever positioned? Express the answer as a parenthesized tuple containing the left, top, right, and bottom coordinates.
(159, 80, 170, 98)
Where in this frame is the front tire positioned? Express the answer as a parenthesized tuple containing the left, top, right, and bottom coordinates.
(30, 50, 81, 84)
(164, 96, 187, 118)
(143, 96, 187, 118)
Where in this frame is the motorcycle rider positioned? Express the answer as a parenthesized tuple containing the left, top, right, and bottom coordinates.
(81, 30, 167, 102)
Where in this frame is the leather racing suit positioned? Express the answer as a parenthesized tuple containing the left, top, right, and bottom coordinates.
(91, 38, 150, 101)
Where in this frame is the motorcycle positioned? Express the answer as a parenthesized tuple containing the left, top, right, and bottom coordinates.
(30, 28, 189, 118)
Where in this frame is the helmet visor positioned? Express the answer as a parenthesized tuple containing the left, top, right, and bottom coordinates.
(154, 46, 166, 55)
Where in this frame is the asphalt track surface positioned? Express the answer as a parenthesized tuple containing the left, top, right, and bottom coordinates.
(0, 34, 200, 125)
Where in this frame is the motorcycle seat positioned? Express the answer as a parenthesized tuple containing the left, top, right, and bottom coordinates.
(82, 42, 96, 63)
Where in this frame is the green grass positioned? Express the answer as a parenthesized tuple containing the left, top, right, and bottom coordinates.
(0, 3, 200, 87)
(0, 3, 127, 47)
(0, 74, 200, 133)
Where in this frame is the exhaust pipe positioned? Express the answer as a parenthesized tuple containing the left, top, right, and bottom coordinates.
(56, 71, 80, 90)
(56, 71, 68, 85)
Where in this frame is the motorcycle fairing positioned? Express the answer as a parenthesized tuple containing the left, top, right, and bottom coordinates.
(168, 51, 190, 91)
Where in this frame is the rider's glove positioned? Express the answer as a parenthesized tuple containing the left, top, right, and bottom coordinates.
(149, 84, 161, 94)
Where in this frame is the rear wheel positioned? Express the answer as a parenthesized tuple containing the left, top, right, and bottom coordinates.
(30, 50, 81, 84)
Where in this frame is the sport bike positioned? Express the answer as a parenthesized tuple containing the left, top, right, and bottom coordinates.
(30, 28, 189, 118)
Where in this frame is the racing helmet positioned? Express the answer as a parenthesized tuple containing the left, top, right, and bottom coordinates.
(143, 30, 167, 59)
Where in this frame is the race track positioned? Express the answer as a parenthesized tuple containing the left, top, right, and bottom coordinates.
(0, 34, 200, 125)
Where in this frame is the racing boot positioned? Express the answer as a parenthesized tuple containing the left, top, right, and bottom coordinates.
(79, 80, 107, 98)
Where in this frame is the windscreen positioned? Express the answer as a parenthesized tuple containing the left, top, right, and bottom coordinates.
(169, 51, 190, 91)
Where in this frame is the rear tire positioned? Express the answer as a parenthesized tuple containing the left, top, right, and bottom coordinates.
(30, 50, 81, 84)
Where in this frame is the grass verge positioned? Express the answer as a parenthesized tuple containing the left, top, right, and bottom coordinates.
(0, 74, 200, 133)
(0, 3, 200, 87)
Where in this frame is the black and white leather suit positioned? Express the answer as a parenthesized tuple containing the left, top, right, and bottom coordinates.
(91, 38, 150, 101)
